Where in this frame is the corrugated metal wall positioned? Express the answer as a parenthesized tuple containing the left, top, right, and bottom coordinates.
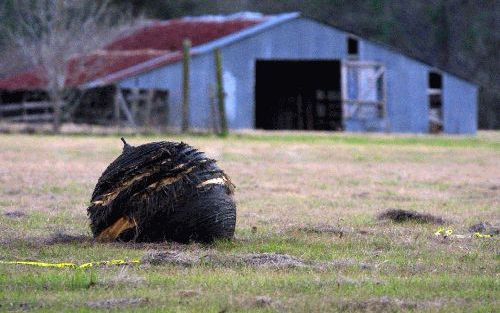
(119, 17, 477, 135)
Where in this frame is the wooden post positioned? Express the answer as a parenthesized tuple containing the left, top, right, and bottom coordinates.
(182, 39, 191, 133)
(117, 89, 136, 127)
(113, 86, 121, 126)
(215, 49, 228, 136)
(130, 88, 139, 126)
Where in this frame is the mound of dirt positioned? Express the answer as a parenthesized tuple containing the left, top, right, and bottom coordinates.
(378, 209, 445, 225)
(3, 211, 26, 218)
(142, 250, 371, 271)
(87, 138, 236, 243)
(44, 232, 91, 245)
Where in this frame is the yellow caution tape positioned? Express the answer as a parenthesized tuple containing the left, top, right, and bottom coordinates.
(473, 232, 493, 238)
(0, 259, 140, 269)
(78, 259, 140, 269)
(434, 228, 494, 239)
(434, 227, 453, 237)
(0, 261, 77, 268)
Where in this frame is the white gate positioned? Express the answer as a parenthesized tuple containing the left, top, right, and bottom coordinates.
(341, 61, 386, 121)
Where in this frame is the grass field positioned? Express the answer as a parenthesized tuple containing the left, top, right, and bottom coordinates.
(0, 132, 498, 312)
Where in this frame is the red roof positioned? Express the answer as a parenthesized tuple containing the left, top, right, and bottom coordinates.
(0, 16, 265, 91)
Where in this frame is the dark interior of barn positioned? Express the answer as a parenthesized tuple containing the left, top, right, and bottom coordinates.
(428, 71, 443, 133)
(255, 60, 343, 131)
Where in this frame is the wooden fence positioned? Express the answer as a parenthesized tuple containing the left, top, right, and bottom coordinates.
(0, 101, 53, 122)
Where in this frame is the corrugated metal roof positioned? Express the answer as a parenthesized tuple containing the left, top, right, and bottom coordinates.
(0, 12, 284, 91)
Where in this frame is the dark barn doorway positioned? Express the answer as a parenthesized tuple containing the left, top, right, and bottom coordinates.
(255, 60, 342, 130)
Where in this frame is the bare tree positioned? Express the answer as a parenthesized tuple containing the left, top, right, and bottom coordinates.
(6, 0, 134, 133)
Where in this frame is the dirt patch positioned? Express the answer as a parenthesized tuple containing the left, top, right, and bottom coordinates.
(177, 290, 201, 298)
(296, 224, 345, 237)
(142, 250, 201, 266)
(338, 297, 417, 312)
(219, 252, 370, 270)
(86, 298, 147, 310)
(0, 234, 90, 249)
(330, 259, 372, 270)
(240, 253, 310, 269)
(3, 211, 26, 218)
(468, 222, 499, 236)
(103, 268, 146, 287)
(253, 296, 274, 308)
(337, 296, 451, 312)
(234, 295, 281, 311)
(44, 232, 91, 245)
(0, 302, 34, 311)
(378, 209, 445, 224)
(142, 250, 371, 271)
(353, 192, 370, 198)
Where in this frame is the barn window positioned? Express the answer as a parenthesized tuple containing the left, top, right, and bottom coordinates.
(347, 36, 359, 58)
(429, 72, 442, 89)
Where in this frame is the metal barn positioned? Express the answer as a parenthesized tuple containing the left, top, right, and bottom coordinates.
(0, 12, 478, 134)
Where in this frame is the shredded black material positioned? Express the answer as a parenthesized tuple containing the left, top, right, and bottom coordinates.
(378, 209, 445, 225)
(87, 138, 236, 243)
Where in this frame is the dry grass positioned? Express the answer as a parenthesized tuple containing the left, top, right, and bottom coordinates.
(0, 131, 498, 312)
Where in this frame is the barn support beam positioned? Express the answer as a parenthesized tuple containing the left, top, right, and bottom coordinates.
(116, 89, 136, 127)
(113, 86, 121, 126)
(130, 88, 141, 127)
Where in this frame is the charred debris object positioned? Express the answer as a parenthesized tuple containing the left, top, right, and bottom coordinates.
(378, 209, 445, 225)
(87, 138, 236, 243)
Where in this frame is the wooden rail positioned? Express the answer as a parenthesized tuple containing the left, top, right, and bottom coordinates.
(0, 101, 52, 122)
(6, 113, 53, 122)
(0, 101, 52, 112)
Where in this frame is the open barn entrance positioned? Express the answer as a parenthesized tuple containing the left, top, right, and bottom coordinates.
(255, 60, 343, 130)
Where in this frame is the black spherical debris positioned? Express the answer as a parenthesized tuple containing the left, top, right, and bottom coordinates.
(87, 138, 236, 243)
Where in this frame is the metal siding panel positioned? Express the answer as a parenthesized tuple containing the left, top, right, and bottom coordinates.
(361, 41, 429, 133)
(189, 54, 214, 129)
(443, 75, 477, 134)
(119, 63, 183, 128)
